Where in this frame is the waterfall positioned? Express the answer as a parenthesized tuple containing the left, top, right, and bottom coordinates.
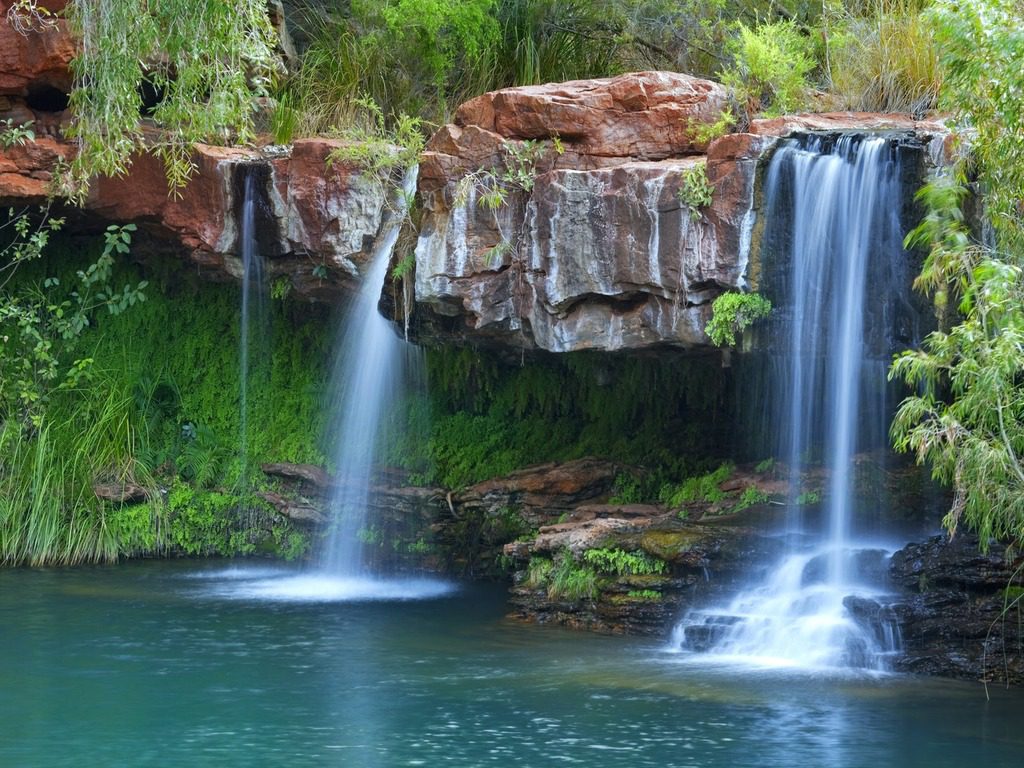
(321, 166, 422, 577)
(673, 135, 915, 671)
(239, 168, 268, 493)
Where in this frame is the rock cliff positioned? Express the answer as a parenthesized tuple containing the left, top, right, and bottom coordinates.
(0, 1, 390, 301)
(404, 73, 950, 352)
(0, 134, 396, 300)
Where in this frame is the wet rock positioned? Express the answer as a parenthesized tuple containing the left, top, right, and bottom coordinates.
(888, 535, 1024, 684)
(681, 614, 741, 652)
(452, 458, 623, 527)
(408, 72, 763, 352)
(749, 112, 951, 165)
(258, 490, 326, 527)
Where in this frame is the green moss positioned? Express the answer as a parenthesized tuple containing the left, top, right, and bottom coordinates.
(639, 530, 702, 560)
(1, 237, 332, 564)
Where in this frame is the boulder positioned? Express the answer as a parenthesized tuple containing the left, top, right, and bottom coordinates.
(453, 458, 623, 525)
(504, 509, 778, 636)
(454, 71, 731, 159)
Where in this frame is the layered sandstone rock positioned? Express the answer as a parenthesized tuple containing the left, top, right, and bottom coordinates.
(0, 136, 392, 300)
(0, 3, 384, 300)
(405, 73, 951, 352)
(409, 72, 750, 352)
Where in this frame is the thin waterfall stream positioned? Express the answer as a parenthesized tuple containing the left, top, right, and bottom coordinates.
(226, 164, 452, 601)
(672, 134, 917, 671)
(238, 168, 268, 496)
(320, 165, 421, 576)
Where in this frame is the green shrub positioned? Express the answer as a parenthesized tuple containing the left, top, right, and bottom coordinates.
(705, 292, 772, 347)
(795, 490, 821, 505)
(166, 483, 243, 556)
(525, 556, 553, 588)
(688, 107, 737, 145)
(609, 472, 644, 504)
(105, 504, 161, 556)
(483, 0, 626, 89)
(825, 0, 940, 113)
(721, 20, 815, 118)
(731, 485, 770, 513)
(287, 0, 499, 129)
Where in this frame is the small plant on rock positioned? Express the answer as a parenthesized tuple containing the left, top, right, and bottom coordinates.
(731, 485, 770, 513)
(705, 292, 772, 347)
(659, 463, 734, 508)
(677, 163, 714, 222)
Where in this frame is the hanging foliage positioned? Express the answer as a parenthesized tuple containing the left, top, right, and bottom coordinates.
(62, 0, 279, 196)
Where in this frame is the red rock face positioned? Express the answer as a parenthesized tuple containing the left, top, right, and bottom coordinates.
(410, 72, 757, 352)
(0, 136, 391, 300)
(406, 77, 953, 352)
(0, 3, 391, 300)
(0, 0, 75, 97)
(455, 72, 730, 158)
(0, 134, 69, 197)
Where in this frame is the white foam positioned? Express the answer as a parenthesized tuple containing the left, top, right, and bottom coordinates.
(194, 572, 457, 603)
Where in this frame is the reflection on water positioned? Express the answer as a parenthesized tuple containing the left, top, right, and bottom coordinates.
(2, 561, 1023, 767)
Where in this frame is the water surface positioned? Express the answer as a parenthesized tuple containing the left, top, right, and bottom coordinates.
(2, 561, 1022, 767)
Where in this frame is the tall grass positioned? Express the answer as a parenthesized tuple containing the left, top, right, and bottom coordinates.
(482, 0, 625, 89)
(0, 379, 150, 565)
(825, 0, 941, 114)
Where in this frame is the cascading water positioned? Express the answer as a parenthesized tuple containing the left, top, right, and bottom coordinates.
(215, 165, 452, 602)
(321, 165, 423, 577)
(238, 169, 268, 493)
(673, 134, 920, 671)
